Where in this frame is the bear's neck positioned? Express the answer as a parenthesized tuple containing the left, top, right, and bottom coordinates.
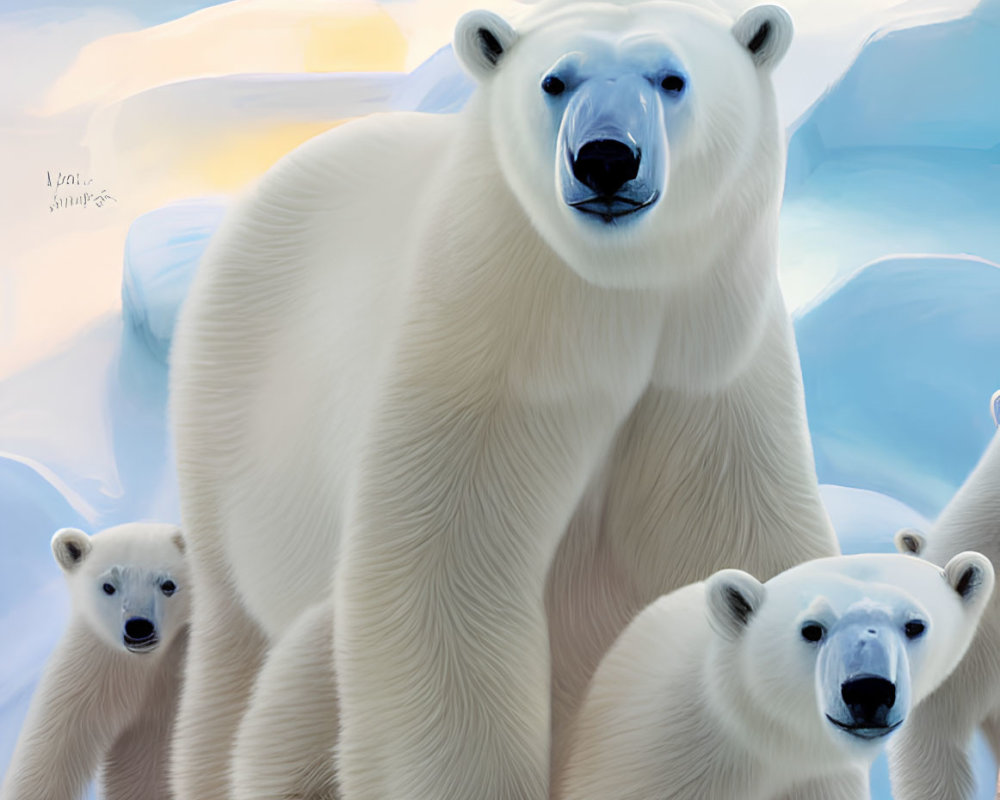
(653, 205, 783, 393)
(416, 120, 785, 397)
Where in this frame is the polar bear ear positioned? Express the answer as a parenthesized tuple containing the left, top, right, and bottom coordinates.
(454, 10, 519, 81)
(170, 528, 186, 554)
(944, 551, 995, 606)
(51, 528, 92, 572)
(733, 5, 793, 70)
(991, 389, 999, 427)
(706, 569, 766, 640)
(894, 528, 926, 556)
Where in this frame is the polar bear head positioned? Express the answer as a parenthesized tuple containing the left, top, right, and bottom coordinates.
(51, 523, 189, 655)
(706, 553, 994, 757)
(454, 0, 792, 289)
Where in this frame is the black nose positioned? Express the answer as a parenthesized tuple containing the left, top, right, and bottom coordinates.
(124, 617, 155, 642)
(572, 139, 640, 197)
(842, 676, 896, 725)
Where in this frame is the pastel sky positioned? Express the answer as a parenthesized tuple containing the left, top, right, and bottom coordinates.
(0, 0, 981, 378)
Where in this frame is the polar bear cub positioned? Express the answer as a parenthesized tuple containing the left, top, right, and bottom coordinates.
(891, 427, 1000, 800)
(560, 553, 994, 800)
(1, 523, 189, 800)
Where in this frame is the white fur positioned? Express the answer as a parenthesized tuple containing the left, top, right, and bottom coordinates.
(232, 601, 338, 800)
(168, 2, 837, 798)
(560, 553, 994, 800)
(0, 523, 189, 800)
(889, 430, 1000, 800)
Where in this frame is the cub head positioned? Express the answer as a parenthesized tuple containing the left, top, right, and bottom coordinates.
(52, 523, 189, 655)
(455, 0, 792, 288)
(707, 553, 993, 758)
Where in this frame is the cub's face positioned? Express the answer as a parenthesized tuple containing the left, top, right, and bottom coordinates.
(454, 1, 793, 289)
(707, 553, 994, 758)
(52, 523, 189, 655)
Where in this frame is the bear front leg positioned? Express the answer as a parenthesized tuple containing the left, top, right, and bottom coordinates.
(171, 567, 267, 800)
(334, 380, 630, 800)
(101, 628, 188, 800)
(0, 626, 137, 800)
(232, 601, 339, 800)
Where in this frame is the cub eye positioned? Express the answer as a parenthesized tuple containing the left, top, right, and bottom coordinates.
(801, 623, 825, 643)
(541, 75, 565, 96)
(102, 583, 116, 596)
(661, 74, 686, 94)
(161, 580, 177, 597)
(904, 620, 926, 639)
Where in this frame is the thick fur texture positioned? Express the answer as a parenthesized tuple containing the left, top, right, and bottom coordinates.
(1, 523, 189, 800)
(232, 601, 338, 800)
(168, 2, 838, 798)
(560, 553, 994, 800)
(890, 430, 1000, 800)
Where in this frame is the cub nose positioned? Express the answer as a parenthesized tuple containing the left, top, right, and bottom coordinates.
(124, 617, 156, 642)
(572, 139, 640, 197)
(841, 676, 896, 726)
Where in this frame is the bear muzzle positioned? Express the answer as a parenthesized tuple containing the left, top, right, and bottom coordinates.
(827, 675, 902, 739)
(123, 616, 159, 653)
(557, 74, 667, 224)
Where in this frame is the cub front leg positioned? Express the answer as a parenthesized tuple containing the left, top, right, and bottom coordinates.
(334, 372, 640, 800)
(1, 626, 141, 800)
(101, 629, 187, 800)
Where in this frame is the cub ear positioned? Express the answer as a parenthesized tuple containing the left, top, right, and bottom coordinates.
(944, 551, 995, 606)
(454, 9, 519, 81)
(706, 569, 766, 640)
(733, 5, 793, 70)
(51, 528, 92, 572)
(991, 389, 999, 427)
(895, 528, 927, 556)
(170, 528, 186, 555)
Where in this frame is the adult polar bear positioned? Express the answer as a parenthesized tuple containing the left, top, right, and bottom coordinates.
(169, 1, 838, 798)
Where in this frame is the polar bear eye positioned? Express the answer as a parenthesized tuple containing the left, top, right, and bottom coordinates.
(541, 75, 565, 96)
(800, 622, 824, 643)
(102, 583, 116, 596)
(904, 620, 926, 639)
(660, 74, 686, 94)
(161, 580, 177, 597)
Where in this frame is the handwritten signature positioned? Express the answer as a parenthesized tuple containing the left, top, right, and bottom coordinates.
(46, 170, 117, 212)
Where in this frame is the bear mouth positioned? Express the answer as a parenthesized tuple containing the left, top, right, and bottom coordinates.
(826, 715, 902, 740)
(124, 636, 160, 654)
(569, 191, 659, 223)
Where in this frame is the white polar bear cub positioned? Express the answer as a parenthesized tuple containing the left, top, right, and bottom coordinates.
(890, 427, 1000, 800)
(1, 523, 189, 800)
(169, 1, 838, 797)
(560, 553, 995, 800)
